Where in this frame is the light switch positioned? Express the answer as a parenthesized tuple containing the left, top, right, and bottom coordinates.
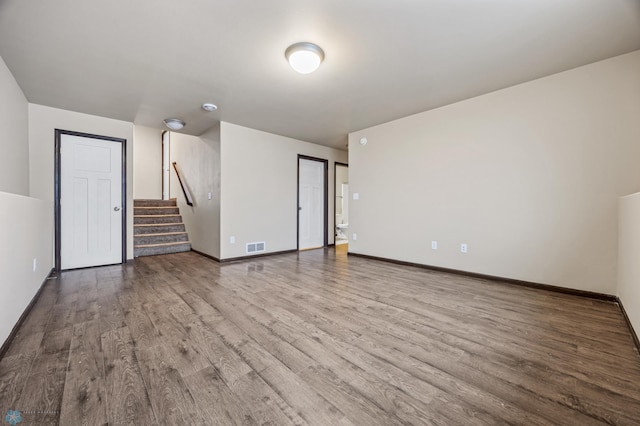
(353, 193, 359, 200)
(230, 236, 235, 244)
(208, 192, 212, 200)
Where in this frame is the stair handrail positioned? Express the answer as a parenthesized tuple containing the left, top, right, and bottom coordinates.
(172, 162, 194, 206)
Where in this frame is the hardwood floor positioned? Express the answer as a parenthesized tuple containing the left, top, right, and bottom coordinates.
(1, 249, 639, 425)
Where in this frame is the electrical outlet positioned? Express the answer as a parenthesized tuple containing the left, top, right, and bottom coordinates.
(230, 236, 235, 244)
(207, 192, 212, 200)
(461, 243, 468, 253)
(352, 233, 358, 241)
(431, 241, 438, 250)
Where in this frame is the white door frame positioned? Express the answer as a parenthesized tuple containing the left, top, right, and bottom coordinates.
(297, 155, 328, 250)
(162, 130, 170, 200)
(54, 129, 127, 271)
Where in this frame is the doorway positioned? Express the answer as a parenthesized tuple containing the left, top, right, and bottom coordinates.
(55, 130, 126, 270)
(297, 155, 328, 250)
(334, 162, 349, 250)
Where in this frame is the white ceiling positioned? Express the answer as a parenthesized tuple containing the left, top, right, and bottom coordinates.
(1, 0, 639, 149)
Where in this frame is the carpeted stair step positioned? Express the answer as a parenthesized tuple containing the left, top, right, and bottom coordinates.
(134, 232, 189, 245)
(133, 199, 192, 257)
(134, 214, 182, 224)
(134, 241, 191, 257)
(134, 199, 177, 207)
(134, 206, 180, 215)
(134, 223, 187, 234)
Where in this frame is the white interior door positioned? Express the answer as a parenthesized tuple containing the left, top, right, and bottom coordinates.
(299, 158, 325, 250)
(61, 134, 123, 269)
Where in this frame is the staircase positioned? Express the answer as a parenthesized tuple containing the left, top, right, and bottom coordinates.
(134, 199, 191, 257)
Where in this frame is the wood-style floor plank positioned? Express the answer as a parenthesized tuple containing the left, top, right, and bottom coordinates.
(59, 320, 107, 426)
(135, 344, 207, 425)
(228, 369, 308, 425)
(0, 249, 639, 425)
(182, 366, 257, 425)
(15, 326, 73, 424)
(0, 352, 36, 413)
(101, 326, 156, 425)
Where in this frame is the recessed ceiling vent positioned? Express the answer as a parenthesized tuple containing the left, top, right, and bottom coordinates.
(246, 242, 266, 254)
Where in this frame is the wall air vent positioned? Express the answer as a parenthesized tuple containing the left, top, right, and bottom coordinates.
(246, 241, 266, 254)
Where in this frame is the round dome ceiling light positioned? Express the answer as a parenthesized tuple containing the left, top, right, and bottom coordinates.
(285, 42, 325, 74)
(201, 103, 218, 112)
(359, 137, 368, 146)
(163, 118, 185, 130)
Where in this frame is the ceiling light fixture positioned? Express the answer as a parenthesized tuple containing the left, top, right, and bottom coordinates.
(285, 42, 325, 74)
(202, 103, 218, 112)
(163, 118, 185, 130)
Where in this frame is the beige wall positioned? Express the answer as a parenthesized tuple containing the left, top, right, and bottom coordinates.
(349, 51, 640, 294)
(618, 192, 640, 339)
(0, 56, 29, 196)
(133, 125, 163, 199)
(169, 126, 221, 259)
(220, 122, 348, 259)
(28, 104, 135, 259)
(0, 61, 53, 347)
(0, 192, 53, 345)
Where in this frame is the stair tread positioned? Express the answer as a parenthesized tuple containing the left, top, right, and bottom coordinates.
(135, 241, 191, 248)
(134, 202, 177, 206)
(134, 232, 188, 237)
(134, 223, 185, 227)
(134, 214, 181, 217)
(135, 206, 179, 209)
(133, 200, 189, 257)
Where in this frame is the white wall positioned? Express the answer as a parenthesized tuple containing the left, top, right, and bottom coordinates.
(618, 192, 640, 340)
(133, 125, 163, 199)
(169, 126, 221, 259)
(28, 104, 135, 259)
(0, 56, 29, 196)
(220, 122, 348, 259)
(349, 51, 640, 294)
(0, 192, 53, 345)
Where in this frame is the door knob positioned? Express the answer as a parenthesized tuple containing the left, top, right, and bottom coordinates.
(114, 206, 120, 211)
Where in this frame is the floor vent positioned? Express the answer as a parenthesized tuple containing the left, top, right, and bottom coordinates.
(246, 242, 266, 254)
